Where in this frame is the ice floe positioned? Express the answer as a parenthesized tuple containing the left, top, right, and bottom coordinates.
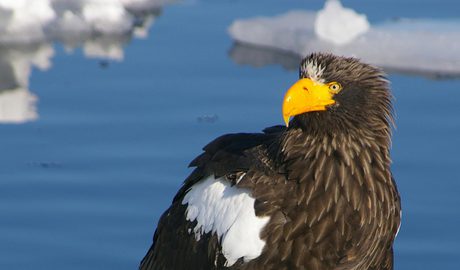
(0, 0, 175, 56)
(0, 0, 173, 42)
(228, 0, 460, 77)
(0, 0, 174, 124)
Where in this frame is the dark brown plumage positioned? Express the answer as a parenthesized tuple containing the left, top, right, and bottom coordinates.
(140, 53, 401, 270)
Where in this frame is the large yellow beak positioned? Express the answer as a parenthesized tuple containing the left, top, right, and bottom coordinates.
(282, 78, 336, 126)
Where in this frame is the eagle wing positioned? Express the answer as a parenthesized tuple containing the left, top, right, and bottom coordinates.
(140, 127, 284, 270)
(140, 124, 401, 270)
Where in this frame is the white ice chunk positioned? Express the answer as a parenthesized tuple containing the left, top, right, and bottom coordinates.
(84, 38, 125, 61)
(228, 2, 460, 76)
(0, 88, 38, 124)
(55, 10, 91, 36)
(82, 0, 133, 34)
(0, 0, 55, 43)
(314, 0, 370, 45)
(0, 0, 176, 44)
(0, 0, 175, 124)
(229, 11, 317, 55)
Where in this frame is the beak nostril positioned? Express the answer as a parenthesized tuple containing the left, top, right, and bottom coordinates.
(303, 87, 309, 92)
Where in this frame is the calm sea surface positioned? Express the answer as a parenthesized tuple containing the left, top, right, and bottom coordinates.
(0, 1, 459, 269)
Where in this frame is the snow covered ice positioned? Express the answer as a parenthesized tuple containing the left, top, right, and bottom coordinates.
(0, 0, 174, 123)
(0, 0, 175, 55)
(0, 0, 174, 38)
(315, 0, 369, 45)
(229, 0, 460, 77)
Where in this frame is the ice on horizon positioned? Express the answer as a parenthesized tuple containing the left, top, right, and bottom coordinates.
(0, 0, 174, 59)
(0, 0, 174, 124)
(229, 0, 460, 76)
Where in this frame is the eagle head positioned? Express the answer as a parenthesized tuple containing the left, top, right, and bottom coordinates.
(283, 53, 393, 137)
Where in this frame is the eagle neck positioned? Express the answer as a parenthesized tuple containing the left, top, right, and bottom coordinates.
(277, 124, 392, 185)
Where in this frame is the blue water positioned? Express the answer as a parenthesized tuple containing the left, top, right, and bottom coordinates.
(1, 1, 459, 269)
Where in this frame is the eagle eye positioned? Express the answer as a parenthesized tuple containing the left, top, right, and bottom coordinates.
(328, 82, 342, 93)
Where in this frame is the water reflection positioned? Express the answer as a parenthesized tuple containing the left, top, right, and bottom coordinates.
(0, 0, 174, 124)
(229, 42, 460, 80)
(0, 43, 53, 123)
(229, 43, 300, 71)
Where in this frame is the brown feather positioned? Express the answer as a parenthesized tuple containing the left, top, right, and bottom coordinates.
(140, 53, 401, 270)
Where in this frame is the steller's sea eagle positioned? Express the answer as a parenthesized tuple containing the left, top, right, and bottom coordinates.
(140, 53, 401, 270)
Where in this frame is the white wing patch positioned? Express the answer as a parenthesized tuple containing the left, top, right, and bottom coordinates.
(182, 175, 270, 266)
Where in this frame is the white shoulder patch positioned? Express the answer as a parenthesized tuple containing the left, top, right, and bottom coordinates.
(182, 175, 270, 266)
